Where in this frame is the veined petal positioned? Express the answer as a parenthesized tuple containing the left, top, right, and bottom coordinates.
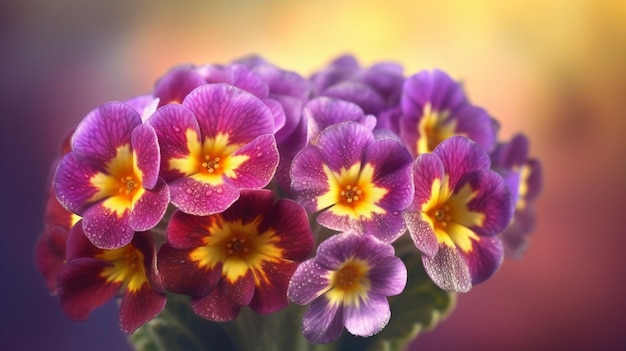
(223, 134, 278, 189)
(367, 256, 407, 296)
(157, 244, 221, 297)
(166, 210, 216, 249)
(305, 97, 370, 145)
(119, 283, 166, 334)
(433, 136, 491, 189)
(453, 105, 497, 152)
(422, 245, 472, 292)
(168, 176, 239, 216)
(459, 236, 503, 285)
(55, 153, 103, 215)
(131, 124, 160, 190)
(288, 259, 332, 305)
(264, 198, 315, 261)
(290, 146, 330, 211)
(191, 271, 255, 322)
(316, 122, 375, 172)
(128, 178, 169, 232)
(456, 170, 514, 236)
(315, 231, 363, 270)
(302, 296, 344, 344)
(402, 209, 439, 257)
(72, 102, 141, 161)
(148, 104, 203, 181)
(343, 293, 390, 337)
(183, 84, 275, 145)
(249, 260, 297, 314)
(57, 258, 121, 320)
(81, 203, 133, 249)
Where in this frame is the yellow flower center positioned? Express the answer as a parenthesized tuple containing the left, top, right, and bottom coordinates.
(416, 103, 458, 154)
(326, 259, 371, 307)
(97, 244, 148, 293)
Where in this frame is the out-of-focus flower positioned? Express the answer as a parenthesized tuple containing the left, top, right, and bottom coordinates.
(57, 222, 165, 334)
(399, 69, 498, 157)
(403, 136, 513, 292)
(157, 190, 314, 321)
(304, 96, 376, 146)
(310, 54, 405, 116)
(54, 102, 170, 249)
(148, 84, 279, 216)
(291, 121, 413, 243)
(288, 231, 407, 343)
(490, 134, 543, 258)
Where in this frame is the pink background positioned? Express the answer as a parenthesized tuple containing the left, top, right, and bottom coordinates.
(2, 1, 625, 350)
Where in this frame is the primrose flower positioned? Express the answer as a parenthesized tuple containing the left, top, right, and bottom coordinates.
(291, 121, 414, 243)
(490, 134, 543, 258)
(399, 69, 497, 157)
(403, 136, 513, 292)
(148, 84, 279, 216)
(310, 54, 405, 115)
(304, 96, 376, 146)
(288, 231, 407, 344)
(57, 222, 166, 334)
(54, 102, 170, 249)
(157, 189, 314, 321)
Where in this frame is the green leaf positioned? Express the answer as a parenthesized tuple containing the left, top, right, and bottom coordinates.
(367, 249, 457, 351)
(128, 294, 235, 351)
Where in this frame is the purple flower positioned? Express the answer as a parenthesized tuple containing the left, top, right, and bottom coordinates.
(54, 102, 170, 249)
(304, 96, 376, 146)
(156, 190, 314, 321)
(57, 223, 166, 334)
(288, 231, 407, 344)
(399, 69, 497, 157)
(147, 84, 279, 216)
(310, 55, 405, 115)
(490, 134, 542, 258)
(403, 136, 513, 292)
(291, 121, 414, 243)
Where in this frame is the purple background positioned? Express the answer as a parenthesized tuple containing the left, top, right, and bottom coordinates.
(2, 1, 626, 350)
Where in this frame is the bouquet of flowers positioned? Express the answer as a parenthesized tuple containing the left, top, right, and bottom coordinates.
(35, 54, 542, 351)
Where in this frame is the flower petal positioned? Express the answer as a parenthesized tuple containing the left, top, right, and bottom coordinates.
(288, 259, 331, 305)
(119, 283, 166, 334)
(433, 136, 491, 190)
(223, 134, 278, 189)
(157, 244, 221, 297)
(459, 236, 503, 285)
(249, 260, 297, 315)
(154, 65, 206, 105)
(191, 271, 255, 322)
(54, 152, 103, 215)
(316, 121, 375, 172)
(365, 256, 407, 297)
(131, 123, 160, 190)
(72, 102, 141, 161)
(81, 202, 133, 249)
(57, 257, 120, 320)
(302, 296, 344, 344)
(343, 293, 391, 337)
(128, 178, 170, 232)
(169, 176, 239, 216)
(422, 245, 472, 292)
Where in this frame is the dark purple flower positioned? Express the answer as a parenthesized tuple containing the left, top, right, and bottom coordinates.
(57, 223, 166, 334)
(147, 84, 279, 216)
(403, 136, 514, 292)
(288, 231, 407, 343)
(291, 121, 414, 243)
(157, 190, 314, 321)
(54, 102, 170, 249)
(399, 69, 498, 157)
(490, 134, 542, 258)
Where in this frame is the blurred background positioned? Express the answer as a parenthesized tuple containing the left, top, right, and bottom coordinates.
(2, 0, 626, 350)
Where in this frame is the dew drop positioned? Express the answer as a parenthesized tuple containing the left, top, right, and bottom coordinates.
(172, 125, 181, 133)
(186, 188, 193, 195)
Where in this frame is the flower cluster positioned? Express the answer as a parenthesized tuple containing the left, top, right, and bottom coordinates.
(35, 55, 541, 345)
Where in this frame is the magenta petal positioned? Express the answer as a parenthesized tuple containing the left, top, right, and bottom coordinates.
(57, 258, 120, 320)
(422, 245, 472, 292)
(154, 66, 206, 105)
(183, 84, 274, 145)
(72, 102, 141, 161)
(148, 103, 202, 181)
(290, 146, 329, 212)
(81, 203, 133, 249)
(119, 284, 166, 334)
(64, 222, 101, 261)
(54, 153, 102, 215)
(460, 236, 503, 285)
(265, 198, 315, 261)
(288, 260, 331, 305)
(316, 122, 375, 171)
(249, 260, 296, 315)
(315, 232, 363, 270)
(128, 179, 170, 232)
(191, 272, 255, 322)
(302, 296, 344, 344)
(343, 293, 391, 337)
(131, 124, 160, 189)
(169, 177, 239, 216)
(225, 134, 279, 189)
(433, 136, 491, 189)
(157, 244, 221, 297)
(166, 210, 214, 249)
